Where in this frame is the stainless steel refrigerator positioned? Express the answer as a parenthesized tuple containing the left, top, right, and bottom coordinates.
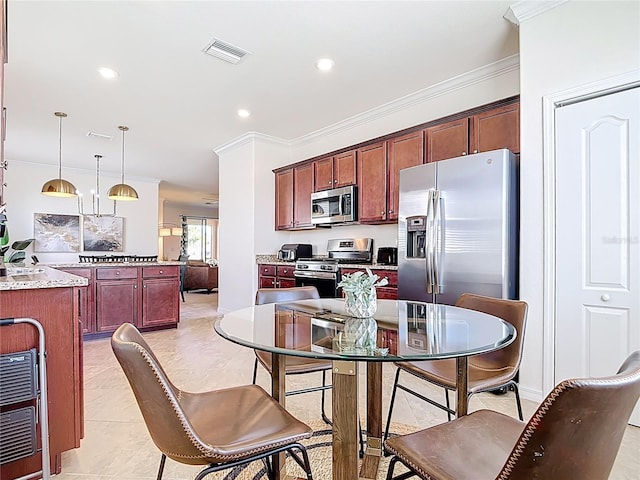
(398, 148, 518, 305)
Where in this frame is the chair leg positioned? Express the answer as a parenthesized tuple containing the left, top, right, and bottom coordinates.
(252, 358, 258, 384)
(383, 367, 401, 442)
(386, 456, 420, 480)
(321, 370, 331, 425)
(261, 456, 273, 480)
(511, 381, 524, 421)
(444, 388, 452, 421)
(156, 454, 167, 480)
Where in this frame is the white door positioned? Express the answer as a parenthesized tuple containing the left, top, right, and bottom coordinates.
(555, 86, 640, 426)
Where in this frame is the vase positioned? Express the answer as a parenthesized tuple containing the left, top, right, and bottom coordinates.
(344, 286, 377, 318)
(343, 317, 378, 351)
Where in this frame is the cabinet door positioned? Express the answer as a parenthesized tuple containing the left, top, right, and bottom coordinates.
(357, 142, 388, 223)
(275, 169, 294, 230)
(314, 156, 334, 191)
(57, 267, 94, 333)
(334, 150, 357, 187)
(293, 163, 314, 228)
(387, 131, 424, 221)
(470, 102, 520, 154)
(259, 275, 278, 288)
(426, 117, 469, 162)
(95, 279, 138, 332)
(142, 278, 179, 327)
(279, 278, 296, 288)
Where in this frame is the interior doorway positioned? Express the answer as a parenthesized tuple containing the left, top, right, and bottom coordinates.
(552, 84, 639, 426)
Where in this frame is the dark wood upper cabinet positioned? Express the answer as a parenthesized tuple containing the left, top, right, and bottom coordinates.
(333, 150, 357, 188)
(274, 97, 519, 228)
(357, 142, 388, 223)
(426, 117, 470, 162)
(293, 163, 314, 228)
(470, 102, 520, 154)
(275, 168, 294, 229)
(387, 131, 424, 221)
(314, 150, 356, 192)
(314, 156, 334, 191)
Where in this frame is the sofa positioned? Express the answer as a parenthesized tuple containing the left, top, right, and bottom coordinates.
(183, 261, 218, 293)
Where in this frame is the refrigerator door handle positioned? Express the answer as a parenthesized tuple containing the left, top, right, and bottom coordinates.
(432, 190, 443, 293)
(426, 189, 435, 294)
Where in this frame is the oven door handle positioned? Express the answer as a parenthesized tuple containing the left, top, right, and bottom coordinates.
(294, 270, 338, 280)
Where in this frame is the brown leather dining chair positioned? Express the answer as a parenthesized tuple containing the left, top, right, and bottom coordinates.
(384, 293, 528, 441)
(252, 286, 333, 424)
(384, 350, 640, 480)
(112, 323, 314, 480)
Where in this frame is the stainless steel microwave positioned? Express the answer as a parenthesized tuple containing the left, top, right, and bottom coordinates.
(311, 185, 357, 225)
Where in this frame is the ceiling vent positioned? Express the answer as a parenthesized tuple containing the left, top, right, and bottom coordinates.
(202, 38, 250, 65)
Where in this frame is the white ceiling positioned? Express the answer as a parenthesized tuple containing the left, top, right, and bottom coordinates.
(4, 1, 518, 209)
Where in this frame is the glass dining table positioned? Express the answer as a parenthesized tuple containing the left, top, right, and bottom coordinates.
(215, 298, 516, 480)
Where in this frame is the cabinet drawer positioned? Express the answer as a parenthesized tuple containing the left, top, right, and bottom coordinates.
(276, 265, 295, 278)
(259, 265, 277, 276)
(96, 267, 138, 280)
(143, 266, 179, 278)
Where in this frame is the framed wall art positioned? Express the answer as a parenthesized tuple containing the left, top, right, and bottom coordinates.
(34, 213, 81, 252)
(83, 215, 124, 252)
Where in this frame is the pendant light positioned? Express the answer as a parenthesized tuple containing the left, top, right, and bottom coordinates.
(41, 112, 78, 197)
(107, 125, 138, 201)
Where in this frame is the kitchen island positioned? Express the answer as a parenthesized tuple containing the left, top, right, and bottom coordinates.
(0, 266, 87, 477)
(45, 261, 183, 338)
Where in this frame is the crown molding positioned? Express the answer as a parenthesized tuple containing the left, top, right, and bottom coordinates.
(504, 1, 568, 26)
(214, 54, 520, 155)
(292, 54, 519, 147)
(214, 131, 291, 156)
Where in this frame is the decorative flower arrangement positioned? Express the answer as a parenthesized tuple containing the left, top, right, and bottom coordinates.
(338, 268, 389, 318)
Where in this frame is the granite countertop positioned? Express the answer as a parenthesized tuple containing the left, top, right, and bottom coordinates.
(43, 261, 184, 268)
(0, 266, 89, 291)
(255, 254, 398, 271)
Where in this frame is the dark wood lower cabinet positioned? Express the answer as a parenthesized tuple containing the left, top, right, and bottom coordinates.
(96, 278, 139, 331)
(257, 264, 296, 289)
(56, 265, 180, 338)
(0, 286, 84, 477)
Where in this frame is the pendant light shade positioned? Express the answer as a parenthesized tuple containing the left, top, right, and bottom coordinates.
(108, 125, 139, 201)
(42, 112, 78, 197)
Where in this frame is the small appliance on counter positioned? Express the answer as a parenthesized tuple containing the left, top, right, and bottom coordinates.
(376, 247, 398, 265)
(277, 243, 312, 262)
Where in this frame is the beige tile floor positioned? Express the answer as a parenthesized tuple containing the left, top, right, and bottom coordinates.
(56, 292, 640, 479)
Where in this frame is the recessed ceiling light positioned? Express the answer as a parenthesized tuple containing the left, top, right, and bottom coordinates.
(315, 58, 335, 72)
(98, 67, 119, 79)
(237, 109, 251, 118)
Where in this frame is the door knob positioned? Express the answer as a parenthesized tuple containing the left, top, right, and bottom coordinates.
(601, 294, 610, 302)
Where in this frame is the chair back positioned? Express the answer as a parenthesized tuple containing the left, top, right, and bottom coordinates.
(111, 323, 210, 465)
(498, 351, 640, 479)
(255, 286, 320, 305)
(455, 293, 528, 373)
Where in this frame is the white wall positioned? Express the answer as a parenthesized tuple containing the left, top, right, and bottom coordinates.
(218, 139, 259, 312)
(517, 0, 640, 399)
(4, 160, 160, 263)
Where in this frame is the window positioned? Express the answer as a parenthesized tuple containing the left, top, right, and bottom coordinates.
(183, 216, 218, 262)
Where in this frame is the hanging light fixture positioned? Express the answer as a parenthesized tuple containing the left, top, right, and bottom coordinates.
(41, 112, 78, 197)
(107, 125, 138, 201)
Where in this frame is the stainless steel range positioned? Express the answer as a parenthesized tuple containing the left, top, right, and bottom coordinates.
(294, 238, 373, 298)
